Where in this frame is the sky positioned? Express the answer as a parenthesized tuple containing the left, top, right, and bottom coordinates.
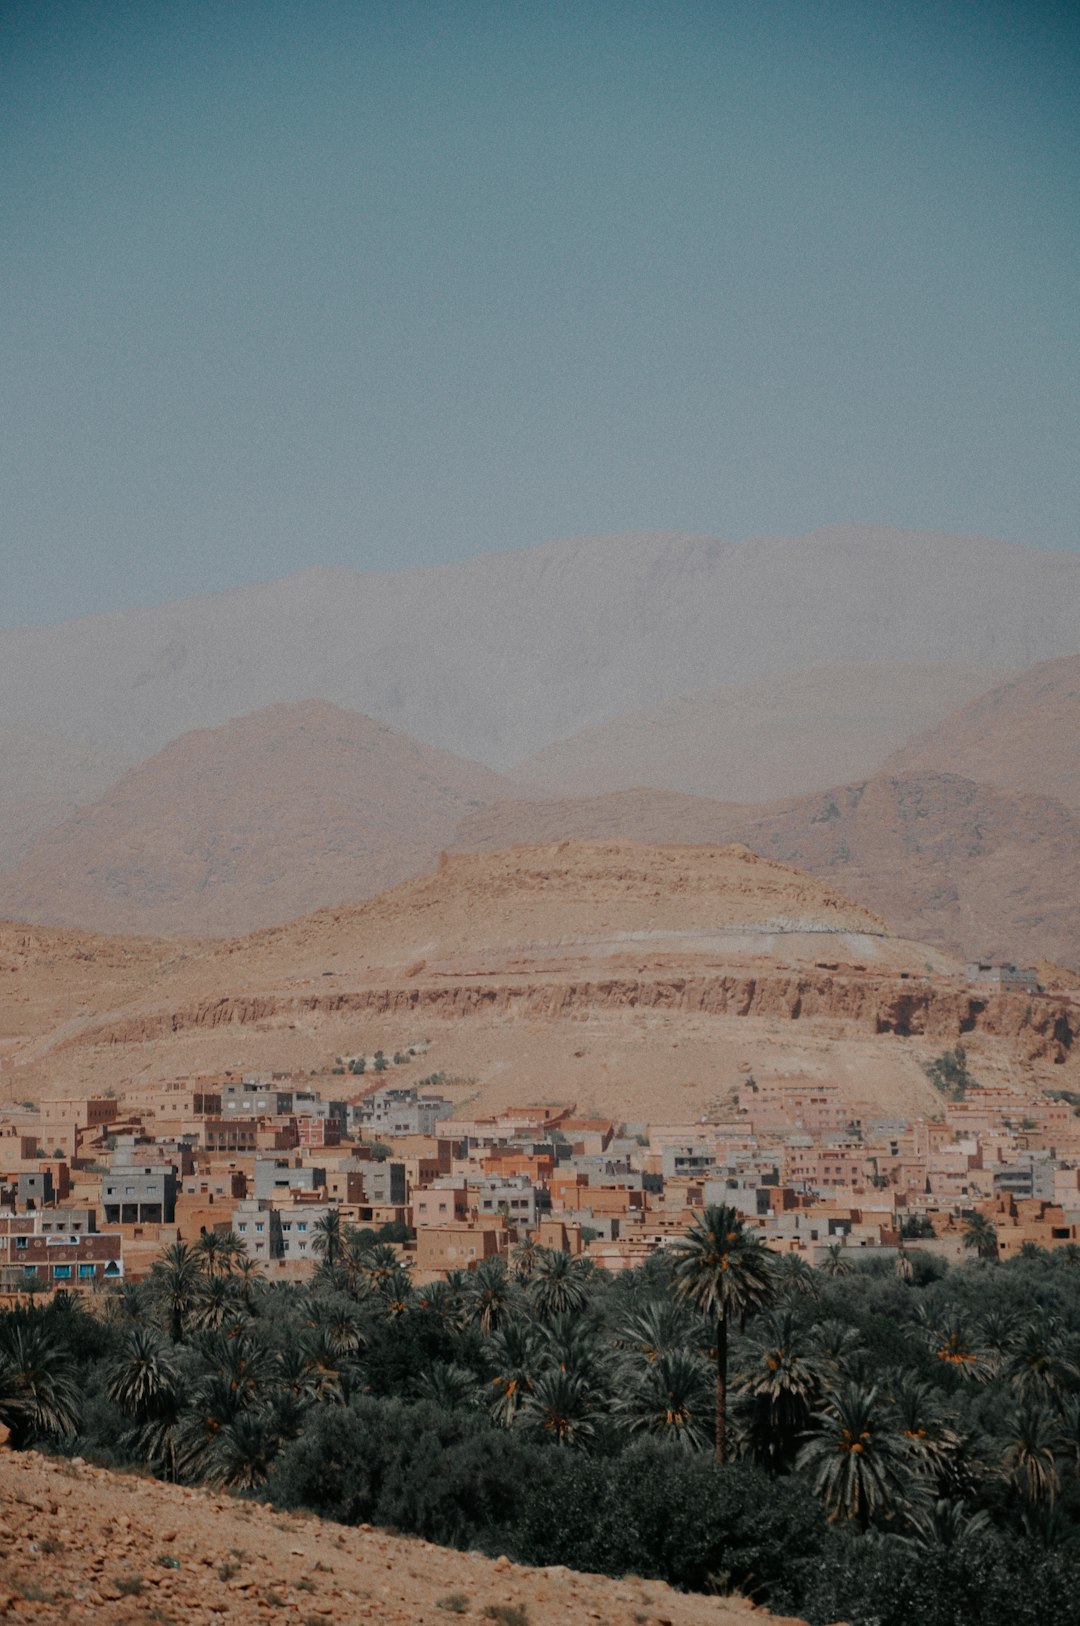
(2, 0, 1078, 627)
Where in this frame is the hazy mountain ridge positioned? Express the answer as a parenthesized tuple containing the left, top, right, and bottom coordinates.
(3, 526, 1078, 767)
(509, 661, 1010, 802)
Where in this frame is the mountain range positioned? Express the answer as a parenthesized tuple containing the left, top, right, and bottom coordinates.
(1, 528, 1078, 967)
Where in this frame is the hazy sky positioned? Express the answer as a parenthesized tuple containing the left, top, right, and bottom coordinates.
(3, 0, 1078, 626)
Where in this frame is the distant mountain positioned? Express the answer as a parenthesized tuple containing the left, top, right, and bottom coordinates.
(509, 662, 1009, 802)
(0, 728, 129, 870)
(884, 653, 1080, 811)
(452, 774, 1080, 971)
(0, 702, 512, 936)
(2, 526, 1077, 767)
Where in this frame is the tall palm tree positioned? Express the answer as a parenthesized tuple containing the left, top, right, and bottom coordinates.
(797, 1382, 913, 1529)
(885, 1370, 961, 1484)
(670, 1205, 775, 1464)
(232, 1254, 265, 1313)
(962, 1213, 999, 1262)
(415, 1361, 480, 1411)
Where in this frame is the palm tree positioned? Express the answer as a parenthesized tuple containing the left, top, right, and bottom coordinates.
(106, 1324, 179, 1419)
(463, 1256, 515, 1334)
(190, 1273, 242, 1331)
(511, 1237, 540, 1282)
(518, 1367, 600, 1448)
(773, 1253, 818, 1299)
(1002, 1319, 1080, 1406)
(486, 1320, 543, 1427)
(202, 1407, 281, 1490)
(150, 1241, 205, 1342)
(614, 1299, 705, 1368)
(105, 1324, 181, 1477)
(1000, 1400, 1063, 1506)
(818, 1243, 853, 1277)
(670, 1205, 775, 1464)
(415, 1361, 480, 1411)
(735, 1308, 821, 1472)
(0, 1321, 80, 1443)
(232, 1254, 265, 1313)
(885, 1370, 961, 1484)
(312, 1208, 344, 1271)
(797, 1382, 913, 1529)
(615, 1349, 713, 1452)
(194, 1229, 229, 1277)
(530, 1250, 592, 1321)
(920, 1310, 989, 1382)
(962, 1213, 999, 1262)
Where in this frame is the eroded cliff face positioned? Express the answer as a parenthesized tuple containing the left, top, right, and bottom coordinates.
(66, 969, 1076, 1065)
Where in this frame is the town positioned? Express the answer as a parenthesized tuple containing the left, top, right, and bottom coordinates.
(5, 1028, 1079, 1298)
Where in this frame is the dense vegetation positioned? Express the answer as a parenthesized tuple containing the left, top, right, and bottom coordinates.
(3, 1210, 1080, 1626)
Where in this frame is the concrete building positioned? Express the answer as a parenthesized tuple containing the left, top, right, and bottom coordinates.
(102, 1162, 178, 1225)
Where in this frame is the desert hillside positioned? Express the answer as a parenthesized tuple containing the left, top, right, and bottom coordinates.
(510, 661, 1009, 802)
(455, 776, 1080, 972)
(2, 526, 1077, 766)
(5, 842, 1075, 1125)
(0, 1450, 802, 1626)
(884, 653, 1080, 810)
(0, 702, 513, 937)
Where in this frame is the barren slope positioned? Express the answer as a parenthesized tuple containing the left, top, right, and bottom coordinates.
(0, 702, 512, 936)
(9, 842, 1075, 1124)
(885, 653, 1080, 810)
(510, 662, 1008, 802)
(2, 526, 1077, 766)
(0, 727, 129, 870)
(0, 1451, 807, 1626)
(454, 777, 1080, 972)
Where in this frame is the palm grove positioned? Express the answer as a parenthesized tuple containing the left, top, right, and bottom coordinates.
(3, 1206, 1080, 1626)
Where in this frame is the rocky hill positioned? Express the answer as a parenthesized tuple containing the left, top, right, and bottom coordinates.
(2, 526, 1077, 767)
(0, 1449, 806, 1626)
(454, 775, 1080, 971)
(6, 843, 1075, 1125)
(509, 661, 1009, 803)
(0, 702, 513, 936)
(884, 652, 1080, 810)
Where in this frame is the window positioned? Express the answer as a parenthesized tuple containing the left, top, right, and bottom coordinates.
(23, 1264, 38, 1276)
(53, 1265, 71, 1280)
(78, 1264, 95, 1279)
(297, 1222, 307, 1233)
(237, 1223, 247, 1233)
(15, 1237, 27, 1250)
(255, 1223, 265, 1234)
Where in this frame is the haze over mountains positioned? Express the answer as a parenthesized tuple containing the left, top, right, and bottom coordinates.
(1, 527, 1078, 969)
(509, 662, 1009, 802)
(4, 526, 1080, 765)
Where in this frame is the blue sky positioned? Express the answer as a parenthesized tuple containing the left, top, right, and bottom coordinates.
(3, 0, 1078, 625)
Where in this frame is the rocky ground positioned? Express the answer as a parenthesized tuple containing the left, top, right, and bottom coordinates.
(0, 1450, 814, 1626)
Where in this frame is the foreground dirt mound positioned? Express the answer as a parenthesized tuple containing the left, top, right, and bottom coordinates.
(0, 1451, 810, 1626)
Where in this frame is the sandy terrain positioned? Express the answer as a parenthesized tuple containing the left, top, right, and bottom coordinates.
(0, 1450, 813, 1626)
